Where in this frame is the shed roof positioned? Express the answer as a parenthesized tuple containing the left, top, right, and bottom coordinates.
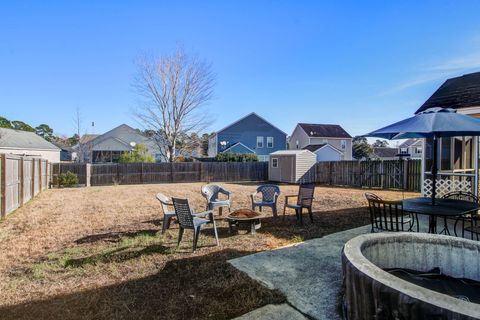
(298, 123, 352, 138)
(415, 72, 480, 114)
(0, 127, 60, 150)
(270, 149, 315, 156)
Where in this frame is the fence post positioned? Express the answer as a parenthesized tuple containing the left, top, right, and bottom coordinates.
(140, 162, 144, 184)
(38, 158, 42, 193)
(0, 154, 5, 217)
(31, 158, 35, 196)
(85, 163, 91, 187)
(379, 161, 384, 189)
(19, 157, 24, 206)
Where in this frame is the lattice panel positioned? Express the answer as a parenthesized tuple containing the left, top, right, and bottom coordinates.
(423, 178, 472, 197)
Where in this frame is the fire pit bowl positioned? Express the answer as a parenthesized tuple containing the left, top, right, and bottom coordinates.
(226, 209, 265, 235)
(342, 232, 480, 320)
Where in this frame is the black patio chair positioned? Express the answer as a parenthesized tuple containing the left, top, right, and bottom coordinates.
(201, 184, 232, 216)
(283, 183, 315, 224)
(156, 193, 176, 234)
(251, 184, 281, 217)
(365, 193, 416, 233)
(172, 197, 219, 252)
(444, 191, 480, 239)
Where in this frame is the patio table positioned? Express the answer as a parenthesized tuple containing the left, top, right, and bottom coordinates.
(402, 197, 479, 235)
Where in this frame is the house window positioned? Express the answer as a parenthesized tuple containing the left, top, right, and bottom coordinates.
(271, 158, 278, 168)
(400, 147, 408, 154)
(341, 140, 347, 150)
(256, 136, 264, 148)
(414, 147, 422, 154)
(267, 137, 274, 148)
(296, 140, 299, 149)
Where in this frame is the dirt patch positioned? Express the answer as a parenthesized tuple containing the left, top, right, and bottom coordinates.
(0, 183, 417, 319)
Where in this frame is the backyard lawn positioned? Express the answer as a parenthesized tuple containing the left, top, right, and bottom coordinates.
(0, 183, 418, 320)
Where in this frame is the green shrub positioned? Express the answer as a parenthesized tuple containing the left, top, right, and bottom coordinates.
(214, 152, 258, 162)
(119, 143, 155, 163)
(58, 171, 79, 187)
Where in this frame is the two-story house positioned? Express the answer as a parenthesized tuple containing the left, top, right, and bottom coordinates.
(289, 123, 353, 161)
(208, 113, 287, 161)
(398, 139, 423, 159)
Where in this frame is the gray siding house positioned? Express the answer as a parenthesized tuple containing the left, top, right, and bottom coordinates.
(208, 113, 287, 162)
(289, 123, 353, 160)
(78, 124, 161, 163)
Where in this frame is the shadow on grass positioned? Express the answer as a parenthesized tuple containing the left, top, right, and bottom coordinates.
(64, 244, 170, 268)
(0, 249, 285, 320)
(255, 206, 370, 241)
(75, 229, 159, 244)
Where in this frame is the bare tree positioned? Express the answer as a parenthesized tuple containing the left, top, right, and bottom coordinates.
(133, 48, 215, 162)
(73, 107, 91, 163)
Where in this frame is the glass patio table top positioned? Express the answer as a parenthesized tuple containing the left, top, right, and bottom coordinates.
(402, 197, 479, 217)
(402, 197, 480, 234)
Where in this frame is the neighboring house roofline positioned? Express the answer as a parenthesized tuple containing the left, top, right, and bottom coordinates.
(214, 112, 288, 136)
(296, 123, 352, 138)
(303, 143, 343, 154)
(222, 142, 255, 153)
(0, 146, 61, 152)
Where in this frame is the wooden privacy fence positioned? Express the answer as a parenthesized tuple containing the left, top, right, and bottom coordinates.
(0, 154, 49, 217)
(52, 162, 269, 186)
(315, 159, 421, 191)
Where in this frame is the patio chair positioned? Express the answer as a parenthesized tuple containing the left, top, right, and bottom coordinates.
(251, 184, 281, 217)
(172, 197, 219, 252)
(365, 194, 415, 233)
(156, 193, 176, 233)
(283, 183, 315, 224)
(444, 191, 480, 239)
(201, 184, 232, 216)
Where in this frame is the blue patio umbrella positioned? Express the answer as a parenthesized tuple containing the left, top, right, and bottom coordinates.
(364, 107, 480, 204)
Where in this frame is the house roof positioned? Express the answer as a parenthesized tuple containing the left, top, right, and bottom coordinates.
(298, 123, 352, 138)
(87, 124, 157, 151)
(0, 127, 60, 151)
(398, 139, 421, 148)
(214, 112, 287, 136)
(373, 147, 398, 158)
(79, 134, 99, 144)
(415, 72, 480, 114)
(302, 143, 343, 154)
(302, 144, 327, 152)
(222, 142, 255, 154)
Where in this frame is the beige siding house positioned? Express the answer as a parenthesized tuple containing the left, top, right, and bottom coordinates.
(289, 123, 353, 160)
(0, 127, 60, 163)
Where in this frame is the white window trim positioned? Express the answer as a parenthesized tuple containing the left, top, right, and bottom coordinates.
(340, 139, 347, 150)
(256, 136, 264, 148)
(271, 157, 278, 168)
(267, 136, 274, 148)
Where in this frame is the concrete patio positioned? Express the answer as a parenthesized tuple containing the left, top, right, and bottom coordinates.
(229, 216, 437, 319)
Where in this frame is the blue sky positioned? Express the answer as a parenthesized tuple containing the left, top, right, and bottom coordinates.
(2, 1, 480, 143)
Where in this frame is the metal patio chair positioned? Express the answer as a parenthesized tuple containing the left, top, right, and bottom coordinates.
(444, 191, 480, 239)
(172, 197, 219, 252)
(201, 184, 232, 216)
(365, 193, 415, 233)
(251, 184, 281, 217)
(283, 183, 315, 224)
(156, 193, 176, 233)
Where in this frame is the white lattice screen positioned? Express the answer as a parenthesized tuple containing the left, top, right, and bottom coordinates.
(423, 178, 472, 197)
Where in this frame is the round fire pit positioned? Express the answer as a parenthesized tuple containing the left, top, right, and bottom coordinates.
(342, 233, 480, 320)
(226, 209, 265, 235)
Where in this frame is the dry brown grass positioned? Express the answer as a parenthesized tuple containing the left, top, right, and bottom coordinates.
(0, 183, 418, 319)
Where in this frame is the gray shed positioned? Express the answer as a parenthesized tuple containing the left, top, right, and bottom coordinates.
(268, 150, 316, 183)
